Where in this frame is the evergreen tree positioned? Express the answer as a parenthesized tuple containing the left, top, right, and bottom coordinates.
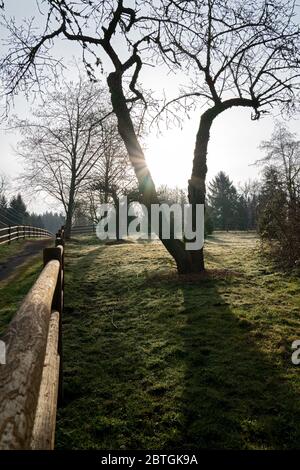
(25, 213, 45, 229)
(8, 194, 28, 225)
(204, 205, 214, 236)
(0, 195, 7, 208)
(0, 194, 8, 226)
(257, 166, 287, 240)
(208, 172, 239, 231)
(235, 195, 249, 230)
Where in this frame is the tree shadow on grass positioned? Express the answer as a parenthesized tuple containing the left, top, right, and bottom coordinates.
(56, 243, 300, 450)
(57, 244, 166, 449)
(177, 276, 300, 450)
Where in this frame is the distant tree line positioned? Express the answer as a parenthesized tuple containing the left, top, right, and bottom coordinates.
(0, 184, 65, 234)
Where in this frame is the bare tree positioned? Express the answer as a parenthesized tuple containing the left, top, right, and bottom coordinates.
(258, 123, 300, 203)
(78, 121, 136, 239)
(12, 78, 113, 237)
(0, 0, 193, 272)
(86, 120, 135, 207)
(238, 179, 260, 229)
(0, 173, 8, 200)
(157, 185, 188, 205)
(0, 173, 8, 226)
(1, 0, 300, 271)
(145, 0, 300, 268)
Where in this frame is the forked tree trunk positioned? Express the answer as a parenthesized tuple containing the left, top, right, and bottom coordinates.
(106, 75, 248, 273)
(107, 71, 192, 273)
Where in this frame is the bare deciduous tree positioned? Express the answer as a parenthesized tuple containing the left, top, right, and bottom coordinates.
(146, 0, 300, 269)
(0, 173, 9, 226)
(13, 78, 112, 237)
(78, 122, 136, 238)
(259, 124, 300, 203)
(1, 0, 300, 271)
(87, 122, 135, 205)
(0, 0, 193, 272)
(0, 173, 8, 200)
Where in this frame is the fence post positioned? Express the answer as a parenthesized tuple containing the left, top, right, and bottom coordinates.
(23, 226, 26, 239)
(43, 243, 64, 405)
(8, 225, 11, 244)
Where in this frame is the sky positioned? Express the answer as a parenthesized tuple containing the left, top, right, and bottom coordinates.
(0, 0, 299, 214)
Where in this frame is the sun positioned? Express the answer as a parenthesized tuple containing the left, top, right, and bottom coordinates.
(145, 129, 193, 189)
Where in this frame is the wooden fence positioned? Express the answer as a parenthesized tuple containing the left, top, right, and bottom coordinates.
(71, 224, 96, 236)
(0, 226, 65, 450)
(0, 225, 53, 246)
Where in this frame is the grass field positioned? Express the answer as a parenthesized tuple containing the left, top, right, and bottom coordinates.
(0, 239, 55, 334)
(0, 254, 43, 335)
(55, 232, 300, 450)
(0, 240, 26, 263)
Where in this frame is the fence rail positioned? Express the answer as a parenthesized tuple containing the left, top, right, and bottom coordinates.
(0, 226, 65, 450)
(71, 224, 96, 235)
(0, 225, 53, 245)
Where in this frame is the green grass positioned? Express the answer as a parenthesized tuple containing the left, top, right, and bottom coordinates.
(0, 240, 27, 262)
(55, 232, 300, 450)
(0, 242, 45, 335)
(0, 238, 52, 262)
(0, 260, 45, 334)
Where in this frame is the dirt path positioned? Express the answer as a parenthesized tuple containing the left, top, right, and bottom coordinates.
(0, 239, 53, 282)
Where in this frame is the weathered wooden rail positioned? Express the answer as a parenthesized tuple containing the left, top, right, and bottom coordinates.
(0, 227, 65, 449)
(0, 225, 53, 246)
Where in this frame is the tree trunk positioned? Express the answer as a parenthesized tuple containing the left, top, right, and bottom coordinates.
(107, 72, 191, 273)
(65, 179, 76, 240)
(189, 98, 258, 271)
(111, 191, 121, 241)
(188, 108, 217, 272)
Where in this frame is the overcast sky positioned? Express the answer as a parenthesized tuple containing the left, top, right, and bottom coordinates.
(0, 0, 299, 213)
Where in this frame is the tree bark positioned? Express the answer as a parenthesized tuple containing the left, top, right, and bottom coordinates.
(111, 191, 120, 241)
(64, 176, 76, 240)
(188, 108, 217, 271)
(188, 99, 256, 271)
(107, 71, 191, 273)
(107, 73, 257, 273)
